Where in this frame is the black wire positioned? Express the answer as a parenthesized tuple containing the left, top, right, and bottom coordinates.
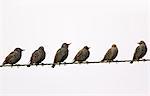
(0, 59, 150, 67)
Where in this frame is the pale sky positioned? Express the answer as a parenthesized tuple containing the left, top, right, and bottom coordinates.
(0, 0, 150, 96)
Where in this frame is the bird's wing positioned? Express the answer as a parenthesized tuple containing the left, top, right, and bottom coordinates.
(30, 50, 40, 63)
(4, 51, 15, 63)
(74, 49, 83, 60)
(139, 45, 147, 58)
(38, 50, 46, 62)
(103, 49, 112, 60)
(54, 48, 68, 63)
(54, 48, 61, 63)
(133, 46, 141, 60)
(84, 50, 90, 58)
(81, 50, 90, 61)
(111, 48, 118, 60)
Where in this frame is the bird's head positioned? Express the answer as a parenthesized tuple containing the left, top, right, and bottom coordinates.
(112, 44, 117, 47)
(14, 48, 25, 52)
(138, 41, 145, 45)
(39, 46, 44, 50)
(62, 43, 71, 48)
(84, 46, 90, 50)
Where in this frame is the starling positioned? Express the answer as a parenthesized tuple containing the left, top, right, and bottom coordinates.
(130, 41, 147, 63)
(73, 46, 90, 63)
(52, 43, 71, 68)
(2, 48, 24, 66)
(101, 44, 118, 62)
(30, 46, 46, 65)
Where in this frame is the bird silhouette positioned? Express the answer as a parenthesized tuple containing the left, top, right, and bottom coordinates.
(73, 46, 90, 63)
(101, 44, 118, 62)
(29, 46, 46, 66)
(130, 41, 147, 63)
(3, 48, 24, 66)
(52, 43, 71, 68)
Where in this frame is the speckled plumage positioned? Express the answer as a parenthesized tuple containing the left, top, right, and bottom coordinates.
(101, 44, 118, 62)
(3, 48, 24, 66)
(130, 41, 147, 63)
(30, 46, 46, 65)
(52, 43, 70, 68)
(73, 46, 90, 63)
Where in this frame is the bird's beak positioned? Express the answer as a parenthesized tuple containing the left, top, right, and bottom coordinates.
(22, 49, 25, 51)
(67, 43, 71, 45)
(138, 42, 141, 44)
(88, 47, 91, 49)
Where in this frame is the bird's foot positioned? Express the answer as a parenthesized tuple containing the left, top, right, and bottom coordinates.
(11, 64, 13, 68)
(108, 60, 113, 64)
(35, 63, 39, 66)
(78, 61, 83, 64)
(58, 62, 61, 66)
(108, 61, 111, 64)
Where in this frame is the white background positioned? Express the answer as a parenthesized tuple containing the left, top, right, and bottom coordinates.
(0, 0, 150, 96)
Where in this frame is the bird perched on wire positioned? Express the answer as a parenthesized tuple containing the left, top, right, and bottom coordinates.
(52, 43, 71, 68)
(101, 44, 118, 62)
(29, 46, 46, 66)
(73, 46, 90, 63)
(2, 48, 24, 66)
(130, 41, 147, 63)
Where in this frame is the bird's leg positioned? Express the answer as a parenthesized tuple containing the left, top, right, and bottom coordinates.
(63, 62, 66, 66)
(109, 60, 112, 63)
(108, 60, 111, 64)
(35, 63, 39, 66)
(137, 59, 140, 63)
(2, 64, 5, 67)
(58, 62, 61, 66)
(78, 61, 82, 64)
(11, 64, 13, 68)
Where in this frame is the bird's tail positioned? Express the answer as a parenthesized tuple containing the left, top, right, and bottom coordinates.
(130, 60, 133, 64)
(27, 61, 32, 67)
(2, 62, 6, 66)
(29, 60, 32, 64)
(52, 63, 55, 68)
(100, 59, 105, 62)
(72, 59, 76, 63)
(130, 58, 135, 64)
